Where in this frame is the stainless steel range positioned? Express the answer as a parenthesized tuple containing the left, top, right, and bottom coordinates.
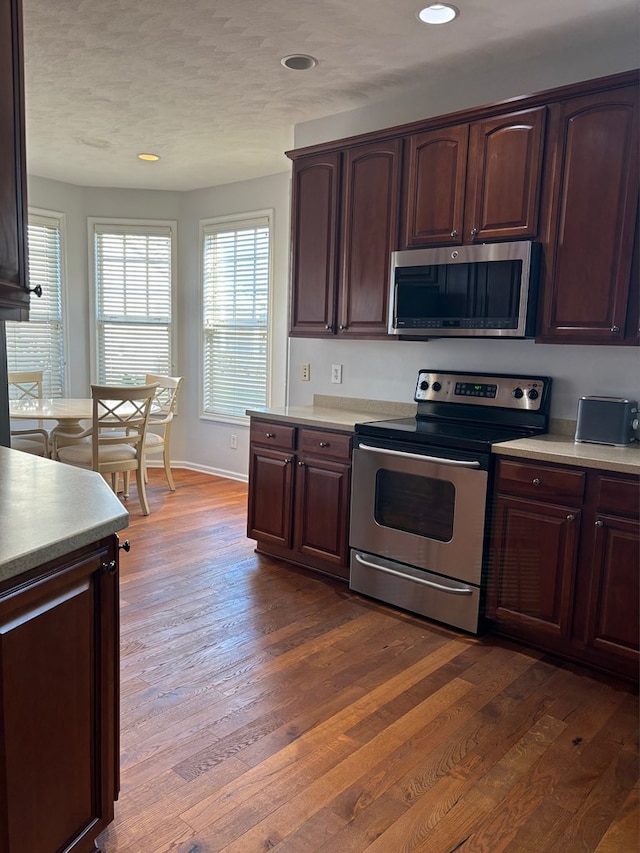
(349, 369, 552, 634)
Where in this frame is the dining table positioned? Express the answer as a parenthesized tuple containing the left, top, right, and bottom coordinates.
(9, 398, 93, 435)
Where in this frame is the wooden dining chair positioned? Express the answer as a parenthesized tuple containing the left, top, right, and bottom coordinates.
(55, 383, 159, 516)
(7, 370, 50, 457)
(142, 374, 184, 490)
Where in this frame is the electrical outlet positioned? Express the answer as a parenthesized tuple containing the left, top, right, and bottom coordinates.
(230, 434, 238, 449)
(331, 364, 343, 384)
(301, 363, 311, 381)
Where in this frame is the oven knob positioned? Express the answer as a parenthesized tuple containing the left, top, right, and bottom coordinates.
(432, 381, 442, 392)
(528, 389, 539, 400)
(420, 380, 429, 391)
(512, 387, 524, 399)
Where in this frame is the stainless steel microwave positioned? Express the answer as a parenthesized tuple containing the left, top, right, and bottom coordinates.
(388, 240, 541, 338)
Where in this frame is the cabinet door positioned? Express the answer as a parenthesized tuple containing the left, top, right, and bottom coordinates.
(247, 446, 294, 548)
(294, 456, 351, 576)
(289, 153, 341, 336)
(0, 540, 118, 853)
(583, 514, 639, 673)
(465, 107, 546, 243)
(338, 139, 401, 336)
(0, 0, 30, 320)
(538, 86, 639, 343)
(401, 124, 469, 247)
(487, 495, 580, 642)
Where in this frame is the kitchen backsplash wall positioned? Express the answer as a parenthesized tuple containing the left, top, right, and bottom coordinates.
(287, 337, 640, 423)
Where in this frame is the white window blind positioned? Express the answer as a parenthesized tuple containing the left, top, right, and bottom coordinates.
(202, 214, 270, 418)
(94, 223, 173, 384)
(5, 212, 65, 398)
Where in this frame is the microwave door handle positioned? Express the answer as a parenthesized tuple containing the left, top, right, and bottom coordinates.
(358, 443, 481, 468)
(354, 553, 474, 595)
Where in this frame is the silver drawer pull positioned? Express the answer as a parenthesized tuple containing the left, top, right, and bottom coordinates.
(265, 432, 275, 438)
(595, 519, 604, 527)
(567, 514, 575, 522)
(354, 554, 473, 595)
(319, 441, 329, 447)
(532, 478, 541, 486)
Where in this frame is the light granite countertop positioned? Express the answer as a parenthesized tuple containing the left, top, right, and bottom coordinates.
(493, 433, 640, 475)
(248, 398, 640, 476)
(0, 446, 129, 584)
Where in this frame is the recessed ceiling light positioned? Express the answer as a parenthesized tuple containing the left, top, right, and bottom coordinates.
(137, 153, 160, 162)
(418, 3, 459, 24)
(280, 54, 318, 71)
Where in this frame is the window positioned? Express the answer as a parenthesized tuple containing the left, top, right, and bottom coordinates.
(91, 220, 175, 384)
(5, 211, 66, 398)
(201, 212, 271, 419)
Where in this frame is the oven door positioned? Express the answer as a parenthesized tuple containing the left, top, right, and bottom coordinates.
(350, 439, 488, 585)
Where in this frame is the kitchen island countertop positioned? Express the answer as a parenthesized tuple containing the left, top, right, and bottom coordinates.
(0, 446, 129, 584)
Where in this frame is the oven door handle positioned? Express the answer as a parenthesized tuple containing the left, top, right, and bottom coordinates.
(354, 554, 474, 595)
(358, 443, 481, 468)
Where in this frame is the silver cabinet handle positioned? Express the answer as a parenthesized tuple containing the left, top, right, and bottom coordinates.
(284, 458, 292, 464)
(450, 229, 458, 238)
(358, 443, 481, 467)
(532, 478, 541, 486)
(325, 324, 332, 331)
(595, 519, 604, 527)
(265, 432, 275, 438)
(297, 460, 304, 466)
(319, 441, 329, 448)
(610, 326, 620, 333)
(338, 324, 347, 331)
(470, 227, 478, 237)
(354, 553, 473, 595)
(567, 514, 575, 521)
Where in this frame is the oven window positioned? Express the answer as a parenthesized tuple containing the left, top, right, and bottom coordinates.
(374, 470, 455, 542)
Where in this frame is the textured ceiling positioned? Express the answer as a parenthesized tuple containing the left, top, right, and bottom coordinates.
(22, 0, 639, 191)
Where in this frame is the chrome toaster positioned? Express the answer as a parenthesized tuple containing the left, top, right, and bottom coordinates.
(575, 396, 639, 446)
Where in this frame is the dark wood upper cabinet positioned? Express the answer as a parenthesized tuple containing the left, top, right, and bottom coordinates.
(338, 139, 401, 336)
(0, 0, 30, 321)
(538, 85, 639, 344)
(289, 152, 341, 337)
(401, 107, 545, 247)
(401, 124, 469, 246)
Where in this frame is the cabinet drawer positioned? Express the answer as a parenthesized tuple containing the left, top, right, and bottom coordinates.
(496, 459, 585, 504)
(595, 474, 640, 519)
(250, 420, 295, 451)
(298, 428, 352, 461)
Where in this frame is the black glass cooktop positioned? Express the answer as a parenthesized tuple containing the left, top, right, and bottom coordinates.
(355, 416, 538, 453)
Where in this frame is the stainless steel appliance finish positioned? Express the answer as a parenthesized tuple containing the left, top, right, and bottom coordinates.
(388, 240, 540, 338)
(349, 370, 552, 634)
(575, 396, 639, 446)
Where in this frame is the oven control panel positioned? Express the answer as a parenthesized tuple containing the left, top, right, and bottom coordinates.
(414, 370, 550, 411)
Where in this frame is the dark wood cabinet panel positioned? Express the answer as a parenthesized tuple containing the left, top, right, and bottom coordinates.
(289, 152, 341, 337)
(488, 459, 640, 682)
(538, 85, 639, 343)
(0, 0, 29, 321)
(401, 124, 469, 247)
(487, 495, 579, 640)
(294, 457, 351, 571)
(338, 139, 401, 336)
(585, 514, 639, 665)
(247, 419, 352, 580)
(0, 538, 119, 853)
(247, 446, 294, 548)
(465, 107, 546, 242)
(401, 107, 545, 248)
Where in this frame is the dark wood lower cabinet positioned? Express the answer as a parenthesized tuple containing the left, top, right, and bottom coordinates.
(247, 419, 352, 580)
(0, 536, 119, 853)
(487, 458, 639, 682)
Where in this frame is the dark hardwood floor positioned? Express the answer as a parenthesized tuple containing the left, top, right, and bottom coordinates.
(97, 469, 639, 853)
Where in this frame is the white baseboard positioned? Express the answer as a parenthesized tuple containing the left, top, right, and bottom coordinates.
(146, 459, 248, 484)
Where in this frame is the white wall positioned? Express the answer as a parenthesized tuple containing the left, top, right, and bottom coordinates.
(288, 29, 640, 420)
